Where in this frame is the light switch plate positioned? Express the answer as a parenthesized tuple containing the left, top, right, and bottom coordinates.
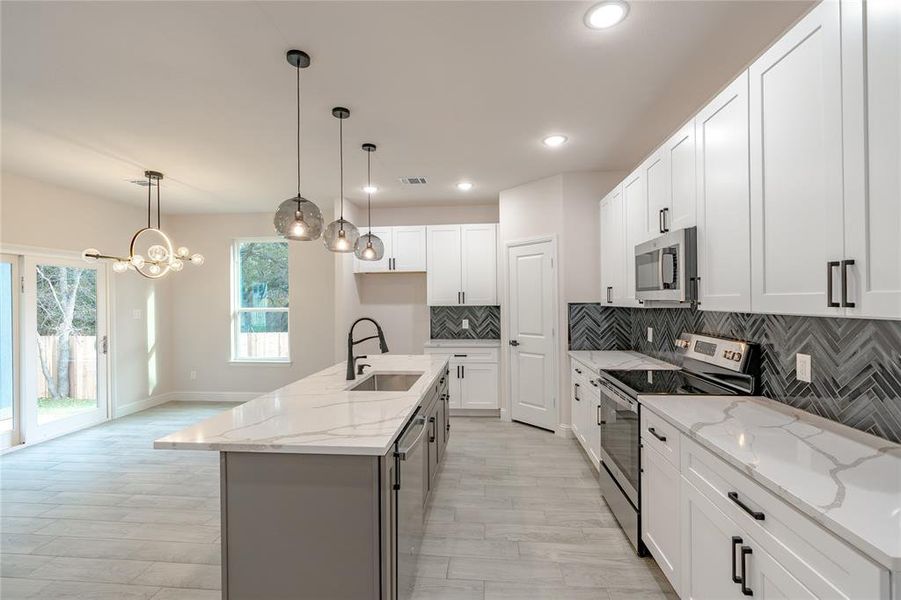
(132, 309, 142, 320)
(462, 319, 469, 330)
(796, 353, 812, 383)
(647, 327, 654, 343)
(190, 370, 197, 381)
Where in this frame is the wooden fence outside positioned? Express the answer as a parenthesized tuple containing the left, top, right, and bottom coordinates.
(36, 335, 97, 399)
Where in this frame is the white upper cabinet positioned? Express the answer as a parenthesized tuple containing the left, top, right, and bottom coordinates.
(696, 73, 752, 313)
(599, 185, 626, 305)
(426, 225, 463, 304)
(391, 226, 427, 272)
(666, 121, 697, 232)
(841, 0, 901, 320)
(426, 224, 497, 306)
(644, 146, 671, 239)
(354, 226, 425, 273)
(353, 226, 394, 273)
(623, 169, 647, 307)
(749, 0, 845, 316)
(460, 224, 497, 305)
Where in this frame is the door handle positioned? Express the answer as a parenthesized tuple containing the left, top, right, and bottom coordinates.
(731, 536, 743, 584)
(841, 259, 855, 308)
(100, 335, 109, 355)
(826, 261, 840, 307)
(728, 491, 765, 520)
(509, 340, 520, 347)
(647, 427, 666, 442)
(661, 207, 669, 233)
(740, 546, 753, 596)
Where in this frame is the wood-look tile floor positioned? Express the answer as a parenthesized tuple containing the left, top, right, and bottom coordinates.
(0, 402, 675, 600)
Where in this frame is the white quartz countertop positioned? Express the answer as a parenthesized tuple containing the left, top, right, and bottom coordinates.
(154, 354, 449, 456)
(424, 339, 501, 348)
(640, 395, 901, 571)
(568, 350, 679, 373)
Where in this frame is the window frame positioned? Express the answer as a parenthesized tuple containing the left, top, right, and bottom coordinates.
(230, 237, 291, 364)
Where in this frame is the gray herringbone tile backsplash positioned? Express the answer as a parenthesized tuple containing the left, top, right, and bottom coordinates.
(568, 303, 901, 444)
(430, 305, 500, 340)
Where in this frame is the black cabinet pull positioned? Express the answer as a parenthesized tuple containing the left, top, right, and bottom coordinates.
(509, 340, 520, 347)
(740, 546, 753, 596)
(596, 405, 602, 426)
(662, 207, 669, 233)
(461, 365, 464, 379)
(647, 427, 667, 442)
(841, 259, 855, 308)
(575, 368, 582, 375)
(429, 416, 436, 442)
(590, 379, 598, 388)
(453, 354, 468, 358)
(728, 491, 765, 520)
(574, 383, 580, 401)
(826, 261, 841, 307)
(731, 536, 743, 584)
(659, 209, 664, 233)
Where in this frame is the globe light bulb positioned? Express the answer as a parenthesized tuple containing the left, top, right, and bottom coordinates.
(130, 254, 145, 268)
(176, 246, 190, 258)
(190, 253, 205, 266)
(289, 216, 307, 238)
(148, 263, 162, 276)
(82, 248, 100, 263)
(112, 261, 129, 273)
(361, 244, 376, 260)
(147, 245, 168, 262)
(169, 260, 184, 272)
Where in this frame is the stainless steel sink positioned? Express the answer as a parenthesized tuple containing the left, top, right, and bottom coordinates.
(349, 372, 423, 392)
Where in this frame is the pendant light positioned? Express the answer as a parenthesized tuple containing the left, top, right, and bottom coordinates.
(354, 143, 384, 261)
(273, 49, 323, 241)
(323, 107, 360, 252)
(82, 171, 203, 279)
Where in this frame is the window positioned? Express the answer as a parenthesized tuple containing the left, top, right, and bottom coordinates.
(231, 239, 290, 362)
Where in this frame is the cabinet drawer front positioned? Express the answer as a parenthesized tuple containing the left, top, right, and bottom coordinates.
(681, 437, 887, 599)
(424, 347, 499, 363)
(640, 408, 680, 469)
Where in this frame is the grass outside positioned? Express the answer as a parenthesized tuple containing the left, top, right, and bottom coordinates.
(38, 396, 96, 424)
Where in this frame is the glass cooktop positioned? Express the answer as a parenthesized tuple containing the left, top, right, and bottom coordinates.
(601, 369, 738, 397)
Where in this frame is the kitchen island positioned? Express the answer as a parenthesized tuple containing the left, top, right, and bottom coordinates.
(155, 354, 451, 600)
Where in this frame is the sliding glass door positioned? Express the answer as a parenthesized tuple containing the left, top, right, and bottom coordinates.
(22, 256, 108, 443)
(0, 255, 19, 449)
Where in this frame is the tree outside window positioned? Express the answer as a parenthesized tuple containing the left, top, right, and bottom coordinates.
(232, 240, 290, 362)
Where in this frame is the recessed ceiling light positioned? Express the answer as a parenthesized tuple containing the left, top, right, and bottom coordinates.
(584, 0, 629, 30)
(543, 135, 568, 148)
(362, 185, 378, 194)
(456, 182, 473, 191)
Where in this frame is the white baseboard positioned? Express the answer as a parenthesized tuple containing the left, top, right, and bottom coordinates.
(169, 391, 258, 403)
(556, 423, 574, 439)
(114, 392, 179, 418)
(449, 408, 500, 417)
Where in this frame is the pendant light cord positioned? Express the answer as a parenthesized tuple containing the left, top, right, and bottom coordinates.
(367, 150, 372, 235)
(339, 116, 344, 224)
(146, 173, 152, 229)
(296, 64, 301, 200)
(157, 177, 161, 229)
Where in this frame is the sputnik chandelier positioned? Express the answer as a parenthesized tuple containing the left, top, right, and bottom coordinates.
(82, 170, 204, 279)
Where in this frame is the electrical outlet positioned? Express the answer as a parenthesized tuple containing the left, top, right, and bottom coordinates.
(190, 370, 197, 381)
(462, 319, 469, 330)
(796, 354, 812, 383)
(647, 327, 654, 343)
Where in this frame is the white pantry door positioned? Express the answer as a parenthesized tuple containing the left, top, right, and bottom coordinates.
(507, 239, 557, 432)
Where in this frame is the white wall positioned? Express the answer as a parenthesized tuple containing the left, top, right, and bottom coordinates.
(167, 211, 336, 397)
(335, 201, 499, 358)
(498, 171, 623, 432)
(0, 172, 175, 416)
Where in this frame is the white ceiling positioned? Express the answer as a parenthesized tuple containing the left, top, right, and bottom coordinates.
(0, 1, 811, 213)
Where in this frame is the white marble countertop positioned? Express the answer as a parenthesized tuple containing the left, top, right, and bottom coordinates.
(154, 354, 449, 456)
(568, 350, 679, 373)
(640, 395, 901, 571)
(424, 339, 501, 348)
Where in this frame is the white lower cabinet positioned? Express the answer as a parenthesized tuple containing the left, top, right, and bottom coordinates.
(569, 359, 600, 470)
(642, 443, 682, 594)
(425, 345, 498, 410)
(639, 407, 890, 600)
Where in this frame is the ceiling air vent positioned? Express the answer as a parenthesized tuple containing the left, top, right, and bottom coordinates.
(399, 176, 428, 185)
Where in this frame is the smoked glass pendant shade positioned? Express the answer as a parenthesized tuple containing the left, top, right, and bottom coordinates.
(274, 196, 323, 241)
(323, 218, 360, 253)
(354, 232, 384, 261)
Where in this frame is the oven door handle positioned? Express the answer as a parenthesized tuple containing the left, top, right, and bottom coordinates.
(598, 380, 637, 413)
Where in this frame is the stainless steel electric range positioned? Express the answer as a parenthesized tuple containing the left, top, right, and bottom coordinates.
(595, 333, 758, 553)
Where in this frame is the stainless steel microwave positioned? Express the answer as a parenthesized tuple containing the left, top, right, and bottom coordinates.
(634, 227, 697, 303)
